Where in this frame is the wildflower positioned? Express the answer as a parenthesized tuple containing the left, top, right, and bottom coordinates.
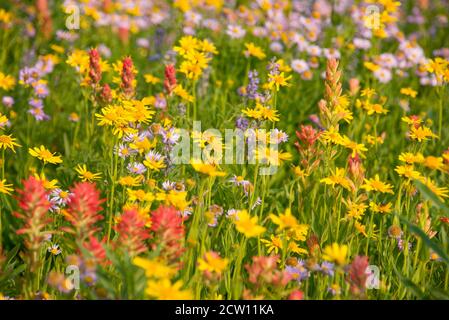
(245, 255, 291, 287)
(118, 175, 143, 187)
(63, 182, 104, 240)
(197, 251, 229, 275)
(267, 72, 292, 91)
(344, 199, 367, 220)
(320, 167, 352, 190)
(322, 243, 348, 266)
(47, 244, 61, 256)
(121, 56, 135, 97)
(127, 162, 147, 175)
(400, 87, 418, 98)
(328, 284, 341, 296)
(369, 202, 392, 214)
(320, 261, 335, 277)
(388, 225, 402, 239)
(150, 206, 185, 262)
(133, 257, 176, 280)
(29, 145, 62, 164)
(0, 179, 13, 195)
(145, 279, 192, 300)
(423, 156, 444, 171)
(234, 210, 266, 238)
(348, 256, 369, 297)
(173, 85, 194, 102)
(409, 126, 438, 142)
(399, 152, 424, 164)
(114, 209, 150, 256)
(361, 175, 394, 194)
(15, 177, 53, 269)
(261, 235, 283, 254)
(75, 164, 102, 182)
(163, 64, 176, 95)
(288, 290, 304, 300)
(0, 72, 15, 91)
(0, 134, 21, 152)
(395, 165, 421, 180)
(243, 42, 266, 60)
(143, 150, 166, 171)
(285, 260, 310, 282)
(144, 74, 161, 85)
(269, 208, 299, 231)
(226, 25, 246, 39)
(88, 48, 102, 85)
(420, 178, 449, 200)
(191, 160, 226, 177)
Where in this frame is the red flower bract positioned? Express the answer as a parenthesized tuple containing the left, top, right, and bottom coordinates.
(63, 182, 104, 241)
(88, 48, 102, 85)
(150, 205, 185, 262)
(114, 209, 150, 257)
(164, 64, 177, 95)
(121, 56, 135, 98)
(14, 176, 53, 271)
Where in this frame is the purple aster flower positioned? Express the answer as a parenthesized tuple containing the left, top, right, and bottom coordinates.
(33, 82, 49, 98)
(161, 127, 180, 145)
(246, 70, 260, 100)
(2, 96, 14, 108)
(28, 107, 50, 121)
(29, 98, 43, 108)
(320, 261, 335, 277)
(286, 260, 310, 283)
(127, 162, 147, 175)
(19, 67, 38, 85)
(235, 116, 249, 130)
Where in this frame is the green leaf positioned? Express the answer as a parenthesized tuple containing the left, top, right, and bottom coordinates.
(399, 216, 449, 268)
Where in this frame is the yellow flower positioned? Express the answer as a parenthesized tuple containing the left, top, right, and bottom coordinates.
(409, 126, 438, 142)
(145, 279, 192, 300)
(191, 160, 226, 177)
(127, 189, 154, 202)
(354, 221, 368, 237)
(29, 145, 63, 164)
(361, 174, 394, 194)
(369, 201, 392, 214)
(143, 151, 166, 171)
(361, 88, 376, 98)
(398, 152, 424, 164)
(321, 126, 345, 145)
(363, 101, 389, 115)
(144, 74, 161, 84)
(395, 165, 421, 180)
(261, 235, 283, 254)
(0, 134, 21, 152)
(322, 243, 348, 266)
(75, 164, 102, 182)
(0, 179, 13, 195)
(173, 85, 194, 102)
(343, 199, 367, 220)
(269, 208, 298, 231)
(34, 173, 59, 190)
(234, 210, 266, 238)
(419, 178, 449, 200)
(341, 137, 368, 158)
(0, 72, 16, 91)
(423, 156, 444, 171)
(133, 257, 177, 279)
(243, 42, 266, 60)
(320, 167, 352, 190)
(118, 175, 143, 187)
(197, 251, 229, 274)
(400, 87, 417, 98)
(267, 72, 292, 91)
